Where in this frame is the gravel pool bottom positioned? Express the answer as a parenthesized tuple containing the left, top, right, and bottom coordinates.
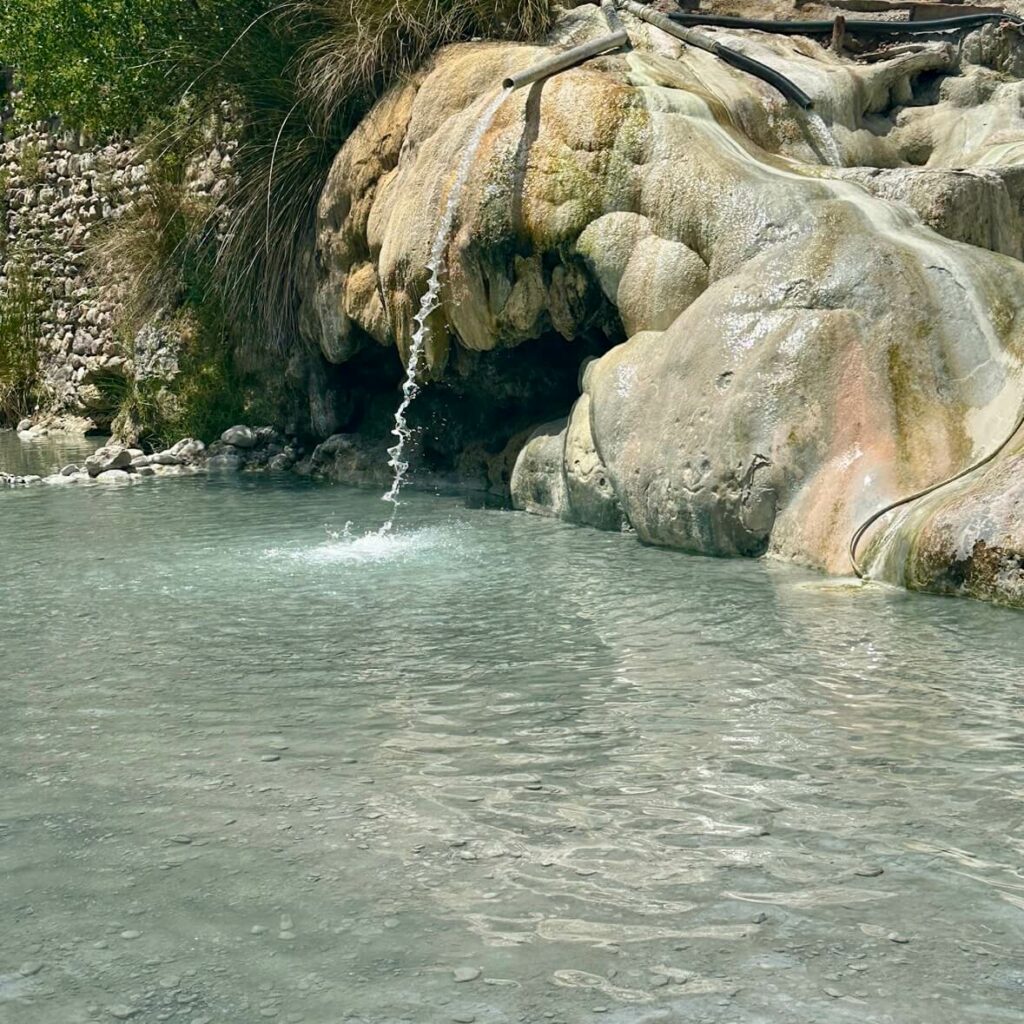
(1, 467, 1022, 1024)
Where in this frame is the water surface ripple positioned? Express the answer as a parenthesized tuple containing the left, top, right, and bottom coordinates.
(2, 471, 1023, 1024)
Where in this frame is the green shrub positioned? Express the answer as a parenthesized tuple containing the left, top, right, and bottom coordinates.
(1, 2, 555, 138)
(159, 309, 276, 444)
(96, 163, 279, 447)
(110, 306, 288, 448)
(94, 137, 289, 448)
(16, 141, 43, 185)
(0, 260, 45, 425)
(0, 1, 262, 137)
(91, 134, 215, 325)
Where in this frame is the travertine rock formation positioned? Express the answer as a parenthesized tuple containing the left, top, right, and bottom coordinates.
(305, 4, 1024, 606)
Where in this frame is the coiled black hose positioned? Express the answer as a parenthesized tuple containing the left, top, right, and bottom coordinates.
(669, 11, 1024, 36)
(849, 406, 1024, 578)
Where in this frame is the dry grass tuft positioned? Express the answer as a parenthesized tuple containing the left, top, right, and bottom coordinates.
(216, 0, 556, 353)
(297, 0, 555, 126)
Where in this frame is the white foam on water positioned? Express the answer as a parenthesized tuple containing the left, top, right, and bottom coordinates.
(264, 522, 462, 567)
(378, 86, 512, 536)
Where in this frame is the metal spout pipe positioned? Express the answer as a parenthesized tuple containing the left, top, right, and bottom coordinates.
(502, 28, 630, 91)
(616, 0, 815, 109)
(601, 0, 625, 33)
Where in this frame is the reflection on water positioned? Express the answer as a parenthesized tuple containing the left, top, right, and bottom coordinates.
(2, 473, 1023, 1024)
(0, 429, 104, 477)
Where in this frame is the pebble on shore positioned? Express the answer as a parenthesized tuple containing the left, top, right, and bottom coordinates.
(2, 426, 301, 489)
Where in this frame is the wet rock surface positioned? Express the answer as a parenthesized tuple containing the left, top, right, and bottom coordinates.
(302, 6, 1024, 608)
(0, 428, 301, 489)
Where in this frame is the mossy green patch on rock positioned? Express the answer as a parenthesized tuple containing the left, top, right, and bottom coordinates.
(0, 256, 46, 425)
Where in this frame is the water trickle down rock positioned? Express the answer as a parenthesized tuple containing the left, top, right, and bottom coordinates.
(378, 86, 512, 535)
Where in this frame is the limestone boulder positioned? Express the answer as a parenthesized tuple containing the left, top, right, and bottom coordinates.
(510, 420, 572, 521)
(303, 433, 392, 488)
(169, 438, 207, 463)
(563, 395, 623, 532)
(221, 425, 257, 449)
(85, 445, 132, 478)
(95, 469, 133, 484)
(839, 166, 1024, 261)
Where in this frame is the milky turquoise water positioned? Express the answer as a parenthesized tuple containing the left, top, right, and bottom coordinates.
(2, 432, 1023, 1024)
(0, 429, 102, 477)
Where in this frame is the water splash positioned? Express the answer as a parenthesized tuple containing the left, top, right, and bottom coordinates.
(378, 86, 512, 535)
(265, 522, 462, 566)
(800, 109, 843, 168)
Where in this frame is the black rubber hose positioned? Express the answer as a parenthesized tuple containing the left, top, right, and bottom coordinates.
(617, 1, 817, 108)
(715, 44, 815, 108)
(669, 11, 1024, 36)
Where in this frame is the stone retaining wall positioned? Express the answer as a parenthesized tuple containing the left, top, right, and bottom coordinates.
(1, 73, 233, 429)
(1, 84, 143, 424)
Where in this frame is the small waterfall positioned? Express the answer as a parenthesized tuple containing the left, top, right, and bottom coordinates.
(800, 109, 843, 168)
(378, 86, 512, 536)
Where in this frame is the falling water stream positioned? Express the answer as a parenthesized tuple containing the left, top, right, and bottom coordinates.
(378, 86, 513, 536)
(800, 109, 844, 167)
